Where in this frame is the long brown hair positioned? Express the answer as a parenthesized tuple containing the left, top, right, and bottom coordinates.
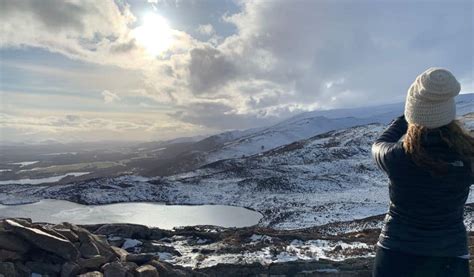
(402, 119, 474, 175)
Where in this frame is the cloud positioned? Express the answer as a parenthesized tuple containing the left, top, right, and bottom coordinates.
(0, 0, 472, 141)
(0, 112, 208, 142)
(196, 24, 215, 36)
(214, 0, 473, 108)
(101, 90, 121, 104)
(168, 101, 282, 130)
(188, 46, 238, 94)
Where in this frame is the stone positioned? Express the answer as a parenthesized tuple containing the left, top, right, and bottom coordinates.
(61, 261, 81, 277)
(25, 261, 61, 275)
(125, 253, 155, 265)
(95, 234, 109, 245)
(107, 236, 125, 247)
(4, 219, 79, 261)
(65, 223, 117, 262)
(102, 261, 128, 277)
(148, 260, 186, 277)
(140, 242, 181, 256)
(80, 240, 101, 258)
(0, 231, 30, 253)
(54, 227, 79, 242)
(149, 260, 204, 277)
(0, 262, 16, 277)
(14, 262, 31, 277)
(39, 225, 70, 241)
(111, 246, 129, 262)
(8, 218, 32, 227)
(78, 255, 107, 270)
(78, 271, 103, 277)
(29, 248, 64, 264)
(133, 265, 159, 277)
(124, 262, 138, 271)
(148, 229, 165, 240)
(94, 224, 150, 239)
(0, 249, 23, 262)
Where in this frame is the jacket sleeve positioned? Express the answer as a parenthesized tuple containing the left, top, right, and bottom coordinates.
(471, 158, 474, 185)
(371, 115, 408, 173)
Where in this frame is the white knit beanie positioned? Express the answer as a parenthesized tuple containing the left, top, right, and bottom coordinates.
(404, 67, 460, 129)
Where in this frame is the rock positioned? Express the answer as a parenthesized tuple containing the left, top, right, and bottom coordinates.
(124, 261, 138, 271)
(80, 240, 101, 258)
(54, 227, 79, 242)
(111, 246, 129, 262)
(65, 223, 117, 262)
(25, 261, 61, 275)
(126, 253, 155, 265)
(61, 262, 81, 277)
(107, 236, 125, 247)
(148, 229, 165, 240)
(102, 261, 128, 277)
(28, 248, 64, 264)
(134, 265, 159, 277)
(95, 234, 109, 245)
(140, 242, 181, 256)
(8, 218, 32, 227)
(78, 271, 103, 277)
(14, 262, 31, 277)
(78, 255, 108, 270)
(39, 225, 70, 241)
(0, 262, 16, 277)
(0, 231, 30, 253)
(94, 224, 150, 239)
(4, 219, 79, 261)
(0, 249, 23, 261)
(148, 260, 190, 277)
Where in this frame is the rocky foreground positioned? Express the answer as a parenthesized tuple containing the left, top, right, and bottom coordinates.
(0, 217, 473, 277)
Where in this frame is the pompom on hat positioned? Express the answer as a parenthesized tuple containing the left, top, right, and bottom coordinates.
(404, 67, 460, 129)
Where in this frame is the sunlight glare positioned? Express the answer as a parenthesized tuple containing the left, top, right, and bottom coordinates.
(134, 13, 173, 56)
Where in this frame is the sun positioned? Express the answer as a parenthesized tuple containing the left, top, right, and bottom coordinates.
(134, 13, 173, 56)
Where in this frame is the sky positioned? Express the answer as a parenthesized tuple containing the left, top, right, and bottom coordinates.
(0, 0, 473, 143)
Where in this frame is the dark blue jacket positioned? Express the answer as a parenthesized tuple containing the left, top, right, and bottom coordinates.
(371, 115, 473, 257)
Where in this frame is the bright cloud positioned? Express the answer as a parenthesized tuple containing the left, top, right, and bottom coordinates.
(196, 24, 215, 36)
(101, 90, 121, 104)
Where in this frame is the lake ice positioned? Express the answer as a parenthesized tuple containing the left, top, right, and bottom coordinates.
(0, 199, 263, 229)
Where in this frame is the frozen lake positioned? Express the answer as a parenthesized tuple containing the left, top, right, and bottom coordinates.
(0, 199, 263, 229)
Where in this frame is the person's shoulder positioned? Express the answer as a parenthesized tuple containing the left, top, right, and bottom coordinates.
(382, 141, 407, 164)
(372, 141, 408, 173)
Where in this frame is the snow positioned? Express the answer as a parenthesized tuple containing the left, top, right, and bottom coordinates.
(158, 235, 373, 268)
(42, 152, 78, 156)
(1, 118, 472, 231)
(9, 161, 39, 167)
(204, 94, 472, 163)
(314, 269, 339, 273)
(122, 239, 142, 250)
(0, 105, 472, 233)
(0, 172, 90, 185)
(250, 234, 273, 243)
(157, 252, 174, 261)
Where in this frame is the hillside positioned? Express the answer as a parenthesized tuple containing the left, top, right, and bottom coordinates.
(2, 113, 472, 230)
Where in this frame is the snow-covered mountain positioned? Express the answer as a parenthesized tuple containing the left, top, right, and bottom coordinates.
(203, 93, 473, 163)
(6, 113, 472, 229)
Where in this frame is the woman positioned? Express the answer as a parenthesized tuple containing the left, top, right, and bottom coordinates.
(371, 67, 473, 277)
